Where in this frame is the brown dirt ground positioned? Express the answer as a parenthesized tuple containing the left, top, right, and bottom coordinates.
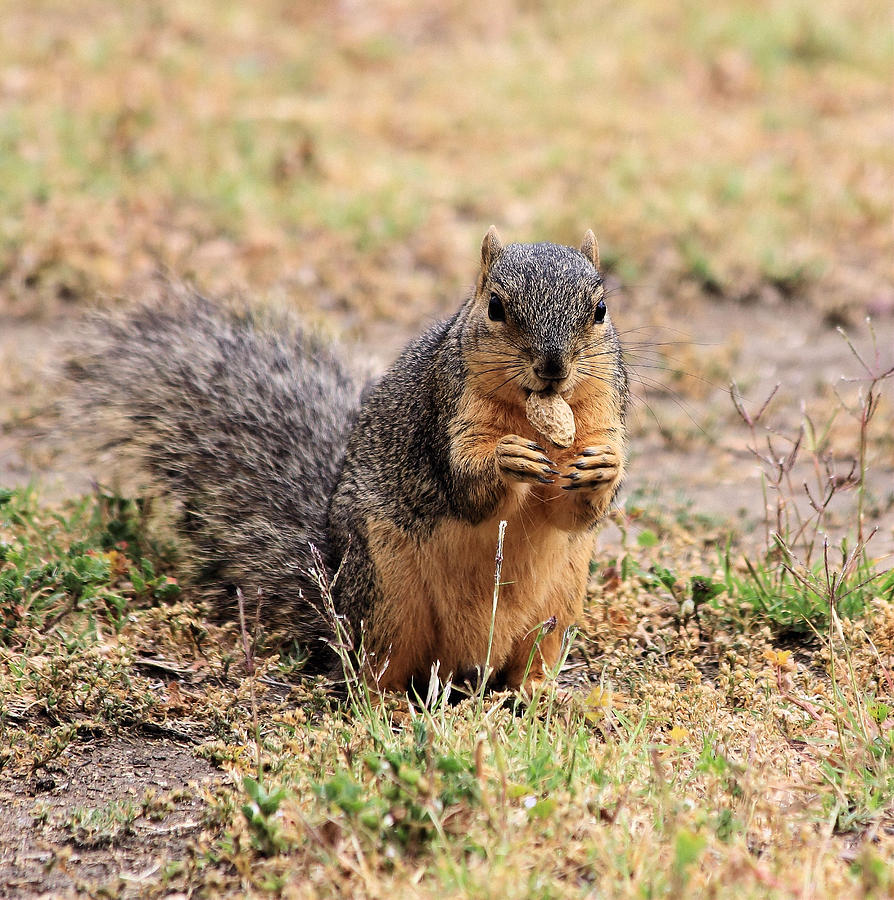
(0, 733, 219, 898)
(0, 268, 892, 899)
(3, 288, 892, 553)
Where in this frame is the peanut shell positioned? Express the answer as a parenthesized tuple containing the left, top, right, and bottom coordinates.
(525, 391, 575, 448)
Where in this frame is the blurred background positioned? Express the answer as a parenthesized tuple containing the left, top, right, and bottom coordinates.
(1, 0, 892, 540)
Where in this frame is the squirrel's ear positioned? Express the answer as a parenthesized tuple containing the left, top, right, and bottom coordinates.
(480, 226, 504, 274)
(580, 230, 600, 270)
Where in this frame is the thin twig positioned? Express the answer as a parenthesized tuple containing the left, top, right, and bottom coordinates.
(237, 587, 262, 784)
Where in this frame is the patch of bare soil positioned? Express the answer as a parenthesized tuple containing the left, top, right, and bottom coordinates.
(0, 313, 100, 499)
(0, 288, 892, 895)
(4, 294, 890, 553)
(627, 301, 894, 558)
(0, 734, 220, 899)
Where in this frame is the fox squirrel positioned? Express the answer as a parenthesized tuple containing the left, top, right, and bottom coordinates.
(67, 228, 628, 692)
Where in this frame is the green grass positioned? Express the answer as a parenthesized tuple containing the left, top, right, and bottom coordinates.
(0, 487, 179, 645)
(1, 479, 892, 896)
(64, 799, 140, 849)
(722, 544, 894, 632)
(1, 1, 892, 896)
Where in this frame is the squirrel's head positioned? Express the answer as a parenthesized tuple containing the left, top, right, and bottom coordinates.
(465, 226, 621, 404)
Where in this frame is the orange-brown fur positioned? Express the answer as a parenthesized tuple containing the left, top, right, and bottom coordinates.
(365, 379, 623, 692)
(68, 230, 626, 694)
(326, 228, 627, 693)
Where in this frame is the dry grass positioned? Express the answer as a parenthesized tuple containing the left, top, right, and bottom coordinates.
(0, 480, 892, 898)
(1, 1, 893, 897)
(1, 0, 891, 328)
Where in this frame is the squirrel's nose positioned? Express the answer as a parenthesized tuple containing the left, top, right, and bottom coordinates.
(534, 355, 569, 382)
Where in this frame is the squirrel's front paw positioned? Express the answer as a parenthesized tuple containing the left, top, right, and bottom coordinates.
(495, 435, 559, 485)
(561, 445, 622, 492)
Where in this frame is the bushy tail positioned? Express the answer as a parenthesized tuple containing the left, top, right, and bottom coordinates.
(65, 286, 362, 666)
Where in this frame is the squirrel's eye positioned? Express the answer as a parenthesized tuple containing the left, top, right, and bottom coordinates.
(488, 295, 506, 322)
(594, 298, 607, 324)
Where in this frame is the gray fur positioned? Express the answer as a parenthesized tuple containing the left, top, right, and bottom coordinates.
(66, 287, 360, 671)
(329, 241, 627, 639)
(66, 239, 627, 676)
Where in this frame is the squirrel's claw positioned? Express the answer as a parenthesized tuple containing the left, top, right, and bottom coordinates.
(496, 434, 557, 484)
(561, 445, 621, 491)
(576, 444, 616, 465)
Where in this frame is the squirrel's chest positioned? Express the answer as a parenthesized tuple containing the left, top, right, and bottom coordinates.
(363, 494, 594, 687)
(432, 486, 587, 594)
(420, 506, 592, 670)
(429, 508, 582, 600)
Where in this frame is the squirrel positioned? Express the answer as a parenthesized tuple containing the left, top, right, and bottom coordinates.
(66, 227, 628, 692)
